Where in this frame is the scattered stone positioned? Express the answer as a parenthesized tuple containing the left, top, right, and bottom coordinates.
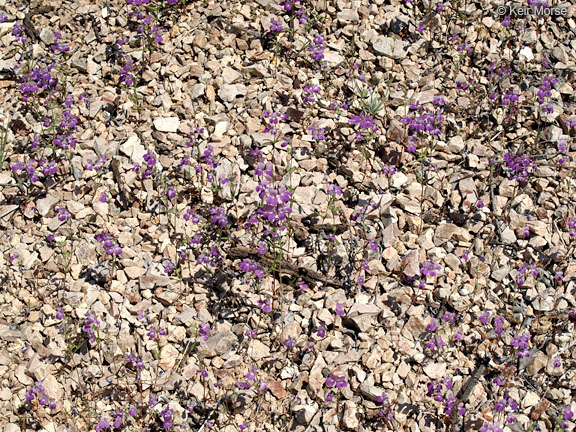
(153, 117, 180, 132)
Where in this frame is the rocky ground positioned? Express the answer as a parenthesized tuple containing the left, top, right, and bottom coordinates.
(0, 0, 575, 431)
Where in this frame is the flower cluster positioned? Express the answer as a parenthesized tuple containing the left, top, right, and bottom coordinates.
(262, 110, 287, 135)
(18, 63, 58, 102)
(82, 313, 100, 345)
(537, 75, 557, 114)
(494, 394, 519, 424)
(247, 156, 292, 227)
(126, 353, 145, 370)
(302, 82, 321, 103)
(270, 18, 284, 32)
(349, 114, 378, 140)
(515, 260, 539, 286)
(258, 297, 272, 313)
(503, 151, 536, 183)
(308, 122, 325, 141)
(159, 406, 174, 430)
(85, 156, 109, 172)
(426, 378, 466, 418)
(376, 393, 395, 422)
(308, 33, 326, 63)
(25, 381, 57, 410)
(147, 326, 167, 340)
(96, 231, 122, 256)
(510, 331, 531, 358)
(55, 207, 70, 222)
(238, 258, 265, 278)
(209, 206, 228, 227)
(400, 102, 446, 151)
(421, 259, 442, 277)
(12, 157, 58, 183)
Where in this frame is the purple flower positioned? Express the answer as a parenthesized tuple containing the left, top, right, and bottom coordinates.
(327, 184, 342, 196)
(335, 303, 345, 316)
(95, 418, 110, 431)
(284, 337, 297, 350)
(199, 321, 210, 341)
(478, 311, 490, 325)
(420, 259, 441, 277)
(258, 298, 272, 313)
(209, 206, 228, 227)
(510, 331, 531, 358)
(326, 373, 347, 388)
(317, 325, 326, 338)
(426, 318, 438, 332)
(270, 18, 284, 32)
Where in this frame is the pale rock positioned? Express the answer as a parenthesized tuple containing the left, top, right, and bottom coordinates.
(448, 136, 465, 152)
(295, 405, 317, 424)
(417, 229, 435, 250)
(367, 259, 386, 275)
(213, 121, 229, 139)
(397, 362, 411, 378)
(120, 135, 145, 160)
(159, 344, 180, 370)
(36, 195, 59, 217)
(43, 374, 63, 401)
(281, 321, 302, 342)
(247, 339, 270, 361)
(532, 296, 554, 312)
(501, 227, 517, 244)
(372, 36, 408, 59)
(124, 267, 144, 279)
(155, 290, 179, 305)
(221, 67, 242, 84)
(93, 201, 109, 217)
(39, 28, 56, 44)
(390, 172, 408, 188)
(140, 275, 171, 288)
(395, 194, 420, 214)
(198, 330, 238, 358)
(359, 383, 383, 401)
(522, 391, 540, 408)
(519, 46, 534, 61)
(153, 117, 180, 133)
(423, 362, 447, 379)
(174, 308, 196, 325)
(434, 223, 458, 246)
(324, 51, 345, 68)
(218, 84, 247, 102)
(337, 9, 359, 22)
(342, 401, 359, 429)
(396, 249, 420, 277)
(309, 353, 328, 392)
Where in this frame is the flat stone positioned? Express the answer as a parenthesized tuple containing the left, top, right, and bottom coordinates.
(36, 195, 59, 217)
(372, 36, 408, 59)
(159, 344, 180, 370)
(174, 308, 196, 325)
(221, 67, 241, 84)
(153, 117, 180, 133)
(39, 28, 56, 44)
(342, 401, 359, 429)
(218, 84, 247, 102)
(337, 9, 359, 22)
(423, 362, 447, 379)
(434, 223, 459, 246)
(247, 339, 270, 361)
(198, 330, 238, 357)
